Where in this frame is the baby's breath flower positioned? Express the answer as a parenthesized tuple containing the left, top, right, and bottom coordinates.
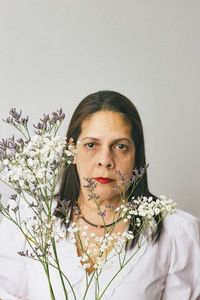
(81, 255, 88, 262)
(136, 218, 141, 227)
(3, 159, 9, 165)
(82, 263, 91, 270)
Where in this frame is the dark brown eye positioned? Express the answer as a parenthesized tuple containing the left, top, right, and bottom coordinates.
(86, 143, 95, 148)
(116, 144, 127, 150)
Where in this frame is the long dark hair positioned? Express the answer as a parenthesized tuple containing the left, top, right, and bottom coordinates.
(56, 90, 163, 248)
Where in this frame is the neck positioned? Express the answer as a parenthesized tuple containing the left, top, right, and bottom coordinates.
(77, 193, 122, 225)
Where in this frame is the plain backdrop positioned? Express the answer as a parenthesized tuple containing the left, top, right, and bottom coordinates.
(0, 0, 199, 219)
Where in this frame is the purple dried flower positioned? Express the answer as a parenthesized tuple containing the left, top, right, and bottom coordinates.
(17, 138, 25, 147)
(0, 143, 6, 152)
(50, 113, 58, 124)
(18, 251, 26, 256)
(33, 113, 49, 134)
(120, 174, 125, 184)
(133, 168, 139, 177)
(9, 108, 22, 119)
(21, 117, 29, 125)
(105, 204, 116, 211)
(97, 209, 106, 217)
(0, 139, 8, 159)
(33, 122, 45, 130)
(115, 170, 122, 175)
(8, 136, 21, 152)
(83, 177, 97, 192)
(131, 164, 149, 181)
(12, 205, 19, 213)
(57, 108, 65, 120)
(0, 135, 25, 163)
(5, 204, 10, 212)
(28, 202, 38, 208)
(127, 176, 136, 185)
(10, 194, 17, 200)
(5, 117, 13, 124)
(34, 130, 42, 135)
(15, 187, 22, 194)
(112, 184, 121, 191)
(4, 108, 29, 128)
(43, 114, 50, 122)
(33, 109, 65, 134)
(50, 109, 65, 124)
(88, 193, 100, 201)
(54, 198, 71, 217)
(34, 246, 40, 252)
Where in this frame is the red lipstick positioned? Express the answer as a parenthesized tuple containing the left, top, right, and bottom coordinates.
(95, 177, 113, 184)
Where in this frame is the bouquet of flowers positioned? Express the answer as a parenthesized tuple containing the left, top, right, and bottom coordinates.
(0, 109, 176, 300)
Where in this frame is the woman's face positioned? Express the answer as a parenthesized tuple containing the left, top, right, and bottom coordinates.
(74, 110, 135, 205)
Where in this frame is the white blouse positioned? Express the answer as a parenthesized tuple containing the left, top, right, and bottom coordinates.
(0, 209, 200, 300)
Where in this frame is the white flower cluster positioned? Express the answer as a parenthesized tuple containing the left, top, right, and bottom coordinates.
(121, 195, 176, 225)
(3, 134, 73, 190)
(67, 224, 134, 272)
(65, 195, 176, 272)
(113, 231, 134, 253)
(22, 214, 67, 251)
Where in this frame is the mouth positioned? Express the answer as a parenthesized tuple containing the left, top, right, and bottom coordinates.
(94, 177, 114, 184)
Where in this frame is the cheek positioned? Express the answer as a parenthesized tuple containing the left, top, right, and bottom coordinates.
(76, 149, 97, 166)
(116, 153, 135, 171)
(75, 153, 94, 179)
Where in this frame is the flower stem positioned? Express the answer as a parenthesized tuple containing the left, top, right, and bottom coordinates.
(83, 271, 95, 300)
(51, 238, 68, 300)
(43, 262, 56, 300)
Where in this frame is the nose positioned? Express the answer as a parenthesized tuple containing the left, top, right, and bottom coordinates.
(98, 160, 114, 168)
(97, 148, 115, 168)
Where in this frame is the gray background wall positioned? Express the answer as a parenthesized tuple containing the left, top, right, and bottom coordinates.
(0, 0, 199, 218)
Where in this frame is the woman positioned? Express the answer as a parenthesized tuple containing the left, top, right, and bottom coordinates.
(57, 91, 162, 238)
(0, 90, 200, 299)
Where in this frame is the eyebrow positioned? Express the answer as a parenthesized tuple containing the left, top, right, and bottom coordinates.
(80, 137, 133, 144)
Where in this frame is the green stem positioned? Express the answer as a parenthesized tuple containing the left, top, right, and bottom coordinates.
(11, 123, 30, 141)
(83, 271, 95, 300)
(98, 221, 161, 300)
(44, 262, 56, 300)
(51, 238, 68, 300)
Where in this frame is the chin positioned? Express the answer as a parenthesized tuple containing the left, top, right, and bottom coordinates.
(96, 189, 120, 202)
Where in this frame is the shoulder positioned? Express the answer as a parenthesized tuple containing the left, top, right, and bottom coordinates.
(163, 208, 200, 239)
(161, 209, 200, 268)
(160, 210, 200, 298)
